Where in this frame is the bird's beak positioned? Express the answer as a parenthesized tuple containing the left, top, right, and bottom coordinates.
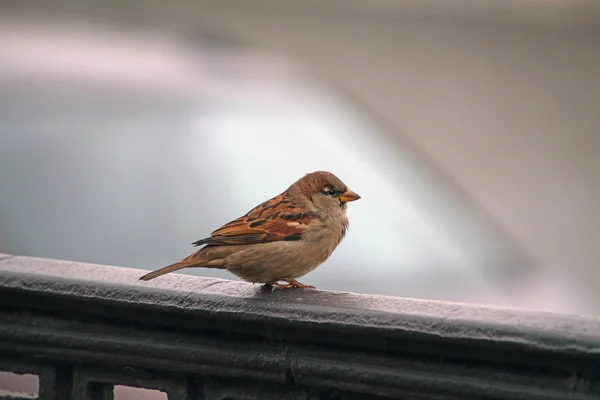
(338, 189, 361, 203)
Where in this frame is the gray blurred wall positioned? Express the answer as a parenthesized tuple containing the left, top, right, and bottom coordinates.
(1, 0, 599, 304)
(190, 3, 600, 301)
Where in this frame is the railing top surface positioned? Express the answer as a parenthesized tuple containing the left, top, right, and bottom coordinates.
(1, 253, 599, 356)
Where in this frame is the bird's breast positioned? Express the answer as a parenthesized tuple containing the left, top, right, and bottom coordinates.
(305, 212, 348, 254)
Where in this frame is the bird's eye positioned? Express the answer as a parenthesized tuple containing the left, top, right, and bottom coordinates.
(324, 188, 337, 196)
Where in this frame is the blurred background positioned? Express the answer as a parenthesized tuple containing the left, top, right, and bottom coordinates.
(1, 0, 599, 320)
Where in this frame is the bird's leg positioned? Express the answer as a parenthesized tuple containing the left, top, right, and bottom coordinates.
(265, 279, 315, 290)
(263, 281, 284, 291)
(279, 278, 315, 289)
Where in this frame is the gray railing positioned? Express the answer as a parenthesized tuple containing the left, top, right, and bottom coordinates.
(0, 253, 599, 400)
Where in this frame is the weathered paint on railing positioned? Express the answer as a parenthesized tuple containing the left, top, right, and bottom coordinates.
(0, 253, 599, 399)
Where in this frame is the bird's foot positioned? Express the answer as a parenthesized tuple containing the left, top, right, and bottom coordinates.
(270, 278, 315, 290)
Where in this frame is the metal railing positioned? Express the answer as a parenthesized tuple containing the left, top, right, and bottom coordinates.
(0, 253, 599, 400)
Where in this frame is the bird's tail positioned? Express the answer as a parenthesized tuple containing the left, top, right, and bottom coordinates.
(139, 259, 223, 281)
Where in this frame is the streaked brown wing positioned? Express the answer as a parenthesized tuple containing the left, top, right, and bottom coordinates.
(192, 194, 317, 247)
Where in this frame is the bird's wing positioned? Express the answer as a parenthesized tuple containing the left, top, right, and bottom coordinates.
(192, 194, 318, 247)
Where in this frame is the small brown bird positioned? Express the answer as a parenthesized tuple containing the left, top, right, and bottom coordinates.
(139, 171, 360, 289)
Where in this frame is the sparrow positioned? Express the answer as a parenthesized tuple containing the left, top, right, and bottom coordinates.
(139, 171, 360, 289)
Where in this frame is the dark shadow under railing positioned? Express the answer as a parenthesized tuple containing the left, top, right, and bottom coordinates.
(0, 253, 599, 400)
